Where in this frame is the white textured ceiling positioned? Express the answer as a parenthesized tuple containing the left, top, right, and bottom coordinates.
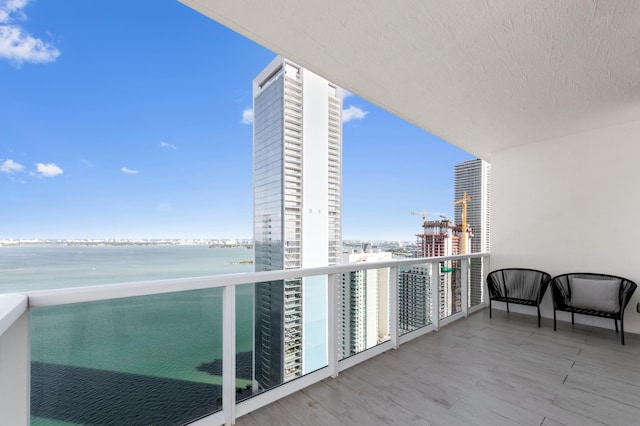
(181, 0, 640, 159)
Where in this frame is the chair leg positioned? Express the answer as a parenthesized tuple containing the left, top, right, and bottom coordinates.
(489, 299, 492, 318)
(621, 317, 625, 345)
(506, 301, 510, 313)
(553, 309, 556, 331)
(614, 318, 619, 333)
(537, 306, 541, 328)
(571, 312, 574, 324)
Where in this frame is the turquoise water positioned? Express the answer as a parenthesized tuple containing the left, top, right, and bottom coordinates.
(0, 245, 255, 425)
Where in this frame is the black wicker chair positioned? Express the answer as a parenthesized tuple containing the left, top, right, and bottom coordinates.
(487, 268, 551, 327)
(550, 273, 637, 345)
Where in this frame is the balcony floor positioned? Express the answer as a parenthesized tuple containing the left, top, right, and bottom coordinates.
(236, 309, 640, 425)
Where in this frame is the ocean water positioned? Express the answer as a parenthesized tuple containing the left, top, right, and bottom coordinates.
(0, 244, 254, 292)
(0, 245, 255, 426)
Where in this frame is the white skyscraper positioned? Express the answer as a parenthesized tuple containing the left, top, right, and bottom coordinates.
(454, 159, 491, 305)
(340, 250, 392, 358)
(253, 57, 342, 389)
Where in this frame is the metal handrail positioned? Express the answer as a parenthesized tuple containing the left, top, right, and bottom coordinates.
(23, 253, 488, 308)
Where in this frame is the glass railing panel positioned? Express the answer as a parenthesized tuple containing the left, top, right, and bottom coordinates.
(338, 267, 391, 361)
(30, 288, 223, 426)
(251, 275, 328, 394)
(236, 283, 254, 403)
(439, 259, 462, 320)
(398, 263, 433, 335)
(468, 256, 485, 308)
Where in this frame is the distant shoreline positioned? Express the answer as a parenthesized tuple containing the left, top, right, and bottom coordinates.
(1, 239, 420, 253)
(0, 240, 253, 249)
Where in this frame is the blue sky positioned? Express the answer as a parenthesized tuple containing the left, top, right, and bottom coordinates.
(0, 0, 473, 241)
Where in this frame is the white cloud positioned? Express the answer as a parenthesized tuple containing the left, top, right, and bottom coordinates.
(0, 0, 60, 67)
(342, 105, 369, 123)
(343, 89, 354, 98)
(157, 202, 172, 212)
(34, 162, 63, 177)
(121, 166, 139, 175)
(0, 0, 28, 23)
(241, 108, 253, 125)
(0, 158, 24, 173)
(160, 141, 176, 150)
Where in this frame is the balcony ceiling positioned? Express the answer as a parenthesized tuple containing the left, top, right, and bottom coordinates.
(181, 0, 640, 160)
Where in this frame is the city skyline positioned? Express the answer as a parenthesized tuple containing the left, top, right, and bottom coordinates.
(0, 0, 474, 241)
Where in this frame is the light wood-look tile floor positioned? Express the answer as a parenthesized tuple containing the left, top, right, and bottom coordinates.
(236, 309, 640, 425)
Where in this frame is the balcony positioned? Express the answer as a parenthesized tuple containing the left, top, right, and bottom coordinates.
(3, 252, 638, 425)
(1, 254, 489, 425)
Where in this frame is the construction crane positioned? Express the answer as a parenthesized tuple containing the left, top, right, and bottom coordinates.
(454, 192, 473, 254)
(409, 211, 446, 222)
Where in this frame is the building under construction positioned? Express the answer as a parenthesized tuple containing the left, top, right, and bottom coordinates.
(415, 218, 469, 258)
(414, 217, 472, 318)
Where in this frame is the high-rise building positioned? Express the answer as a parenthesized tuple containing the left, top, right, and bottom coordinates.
(454, 159, 491, 305)
(340, 249, 392, 358)
(414, 219, 466, 318)
(252, 57, 342, 390)
(398, 265, 432, 333)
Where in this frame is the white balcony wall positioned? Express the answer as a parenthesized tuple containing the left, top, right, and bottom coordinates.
(491, 118, 640, 333)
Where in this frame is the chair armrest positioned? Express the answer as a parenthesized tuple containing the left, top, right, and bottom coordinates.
(550, 278, 571, 309)
(620, 280, 637, 312)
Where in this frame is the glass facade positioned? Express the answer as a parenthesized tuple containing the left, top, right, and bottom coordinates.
(254, 68, 285, 274)
(253, 67, 289, 389)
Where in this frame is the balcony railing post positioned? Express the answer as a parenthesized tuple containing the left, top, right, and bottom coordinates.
(390, 266, 399, 349)
(430, 262, 440, 330)
(461, 257, 469, 317)
(0, 295, 29, 425)
(328, 273, 339, 377)
(222, 285, 236, 426)
(482, 255, 490, 305)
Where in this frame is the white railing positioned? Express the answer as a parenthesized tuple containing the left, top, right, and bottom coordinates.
(0, 253, 489, 426)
